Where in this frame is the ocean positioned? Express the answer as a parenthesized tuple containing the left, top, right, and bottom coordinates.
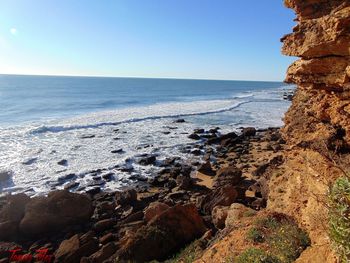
(0, 75, 293, 196)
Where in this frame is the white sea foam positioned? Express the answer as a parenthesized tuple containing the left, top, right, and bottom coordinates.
(0, 88, 291, 196)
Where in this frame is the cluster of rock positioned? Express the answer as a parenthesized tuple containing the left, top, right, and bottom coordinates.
(0, 127, 285, 262)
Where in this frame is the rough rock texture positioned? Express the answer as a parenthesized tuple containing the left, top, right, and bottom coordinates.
(116, 203, 207, 262)
(20, 190, 93, 237)
(0, 194, 30, 240)
(54, 232, 99, 263)
(274, 1, 350, 262)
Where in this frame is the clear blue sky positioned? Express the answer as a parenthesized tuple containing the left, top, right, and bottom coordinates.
(0, 0, 296, 81)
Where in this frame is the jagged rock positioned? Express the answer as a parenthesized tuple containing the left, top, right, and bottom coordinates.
(212, 206, 229, 229)
(200, 186, 238, 214)
(115, 189, 137, 206)
(57, 173, 76, 183)
(282, 3, 350, 58)
(116, 204, 206, 262)
(194, 128, 205, 134)
(54, 232, 98, 263)
(19, 190, 92, 237)
(137, 155, 156, 166)
(286, 57, 350, 87)
(144, 202, 170, 222)
(197, 161, 215, 176)
(57, 159, 68, 166)
(176, 175, 192, 190)
(213, 167, 242, 188)
(83, 242, 117, 263)
(111, 148, 123, 154)
(190, 149, 202, 155)
(188, 133, 201, 140)
(241, 127, 256, 137)
(174, 118, 185, 123)
(64, 181, 79, 190)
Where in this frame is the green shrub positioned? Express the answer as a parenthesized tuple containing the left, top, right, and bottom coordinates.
(246, 227, 265, 243)
(163, 240, 202, 263)
(329, 177, 350, 262)
(235, 248, 280, 263)
(244, 214, 310, 263)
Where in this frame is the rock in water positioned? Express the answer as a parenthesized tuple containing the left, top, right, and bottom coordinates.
(116, 204, 207, 262)
(19, 190, 92, 237)
(0, 170, 11, 182)
(241, 127, 256, 137)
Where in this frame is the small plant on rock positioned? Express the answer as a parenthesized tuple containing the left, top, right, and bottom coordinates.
(328, 177, 350, 262)
(235, 248, 280, 263)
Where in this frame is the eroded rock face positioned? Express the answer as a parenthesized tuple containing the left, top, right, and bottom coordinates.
(282, 0, 350, 146)
(277, 1, 350, 262)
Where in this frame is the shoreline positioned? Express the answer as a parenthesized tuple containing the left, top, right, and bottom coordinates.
(0, 124, 287, 262)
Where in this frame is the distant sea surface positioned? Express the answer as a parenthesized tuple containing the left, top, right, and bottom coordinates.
(0, 75, 293, 195)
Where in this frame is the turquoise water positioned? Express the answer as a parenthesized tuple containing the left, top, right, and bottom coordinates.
(0, 75, 293, 195)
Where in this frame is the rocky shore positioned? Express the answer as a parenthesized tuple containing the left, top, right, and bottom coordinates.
(0, 126, 290, 262)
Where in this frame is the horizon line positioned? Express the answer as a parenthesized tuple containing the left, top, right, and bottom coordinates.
(0, 73, 285, 83)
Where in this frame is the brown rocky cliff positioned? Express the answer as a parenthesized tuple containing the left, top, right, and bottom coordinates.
(268, 0, 350, 262)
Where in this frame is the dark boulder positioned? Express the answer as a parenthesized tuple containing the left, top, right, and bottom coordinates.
(200, 186, 238, 214)
(213, 167, 242, 188)
(0, 194, 30, 240)
(197, 161, 215, 176)
(116, 204, 206, 262)
(174, 119, 185, 123)
(0, 171, 12, 182)
(54, 232, 98, 263)
(19, 190, 93, 237)
(188, 133, 201, 140)
(115, 189, 137, 206)
(137, 155, 156, 166)
(241, 127, 256, 137)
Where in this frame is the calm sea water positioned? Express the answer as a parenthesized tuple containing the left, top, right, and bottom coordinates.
(0, 75, 293, 195)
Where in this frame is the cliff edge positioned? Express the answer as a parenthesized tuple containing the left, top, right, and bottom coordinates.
(270, 0, 350, 262)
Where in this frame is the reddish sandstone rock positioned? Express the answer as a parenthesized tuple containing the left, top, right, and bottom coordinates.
(286, 57, 350, 87)
(200, 185, 238, 214)
(211, 206, 229, 229)
(54, 232, 98, 263)
(143, 201, 170, 222)
(277, 1, 350, 262)
(19, 190, 92, 237)
(116, 203, 207, 262)
(282, 5, 350, 58)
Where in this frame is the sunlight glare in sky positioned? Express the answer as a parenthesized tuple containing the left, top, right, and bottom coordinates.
(10, 28, 18, 35)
